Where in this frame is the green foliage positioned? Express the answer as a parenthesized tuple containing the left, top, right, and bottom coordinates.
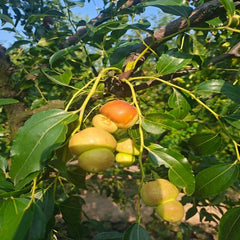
(0, 198, 30, 240)
(195, 164, 239, 197)
(147, 144, 195, 195)
(9, 109, 78, 188)
(92, 231, 123, 240)
(188, 133, 222, 156)
(195, 79, 240, 104)
(1, 0, 240, 239)
(219, 207, 240, 240)
(157, 50, 193, 75)
(123, 223, 151, 240)
(141, 0, 193, 17)
(0, 98, 19, 106)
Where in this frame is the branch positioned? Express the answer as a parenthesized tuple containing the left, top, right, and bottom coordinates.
(208, 41, 240, 66)
(59, 0, 240, 97)
(60, 0, 146, 48)
(119, 0, 234, 80)
(105, 67, 198, 98)
(134, 68, 198, 92)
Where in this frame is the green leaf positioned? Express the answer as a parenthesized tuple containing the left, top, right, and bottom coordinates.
(185, 206, 198, 220)
(37, 37, 58, 47)
(23, 203, 47, 240)
(123, 223, 151, 240)
(45, 9, 65, 17)
(141, 0, 192, 17)
(0, 198, 30, 240)
(67, 166, 87, 189)
(216, 81, 240, 102)
(219, 0, 235, 17)
(195, 79, 224, 95)
(9, 109, 78, 187)
(41, 69, 76, 89)
(142, 119, 165, 135)
(8, 40, 32, 50)
(109, 41, 140, 66)
(0, 155, 8, 172)
(157, 51, 192, 75)
(188, 133, 222, 156)
(93, 231, 123, 240)
(195, 164, 239, 197)
(168, 89, 191, 119)
(49, 45, 80, 66)
(94, 19, 150, 36)
(147, 144, 195, 195)
(0, 180, 15, 192)
(23, 189, 54, 239)
(38, 189, 55, 224)
(0, 98, 19, 106)
(55, 69, 72, 85)
(60, 196, 84, 238)
(1, 200, 50, 240)
(142, 113, 187, 134)
(0, 14, 14, 26)
(224, 113, 240, 129)
(195, 80, 240, 104)
(219, 207, 240, 240)
(15, 190, 54, 239)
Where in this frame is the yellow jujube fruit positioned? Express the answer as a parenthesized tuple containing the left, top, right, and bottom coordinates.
(116, 138, 139, 155)
(115, 152, 135, 167)
(78, 147, 115, 173)
(92, 114, 118, 133)
(140, 179, 179, 206)
(155, 200, 184, 223)
(68, 127, 117, 155)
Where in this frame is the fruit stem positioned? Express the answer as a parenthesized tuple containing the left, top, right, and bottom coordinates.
(69, 67, 122, 134)
(122, 78, 145, 224)
(129, 75, 240, 164)
(64, 77, 97, 112)
(24, 177, 37, 210)
(233, 140, 240, 163)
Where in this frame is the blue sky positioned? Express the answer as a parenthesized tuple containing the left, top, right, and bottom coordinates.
(0, 1, 102, 48)
(0, 1, 159, 48)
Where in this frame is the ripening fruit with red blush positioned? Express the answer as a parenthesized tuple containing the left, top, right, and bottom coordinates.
(100, 100, 138, 129)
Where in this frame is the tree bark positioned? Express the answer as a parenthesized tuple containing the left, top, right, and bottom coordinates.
(0, 46, 29, 138)
(119, 0, 240, 80)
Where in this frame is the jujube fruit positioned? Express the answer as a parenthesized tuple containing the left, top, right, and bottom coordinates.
(116, 138, 139, 155)
(78, 147, 115, 173)
(155, 200, 184, 222)
(92, 114, 118, 133)
(68, 127, 117, 155)
(140, 179, 179, 206)
(115, 152, 135, 167)
(68, 127, 117, 172)
(100, 100, 138, 129)
(229, 14, 240, 27)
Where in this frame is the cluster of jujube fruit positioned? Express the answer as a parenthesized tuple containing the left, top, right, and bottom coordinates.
(68, 100, 139, 172)
(68, 100, 184, 223)
(141, 179, 184, 222)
